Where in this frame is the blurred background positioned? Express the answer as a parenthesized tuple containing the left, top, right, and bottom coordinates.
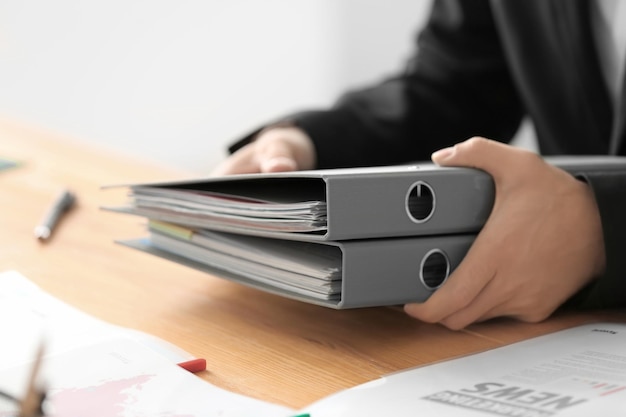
(0, 0, 434, 174)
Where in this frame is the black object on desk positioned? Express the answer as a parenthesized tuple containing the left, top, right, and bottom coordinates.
(34, 190, 76, 241)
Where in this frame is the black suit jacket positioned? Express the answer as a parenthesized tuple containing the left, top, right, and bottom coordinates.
(231, 0, 626, 310)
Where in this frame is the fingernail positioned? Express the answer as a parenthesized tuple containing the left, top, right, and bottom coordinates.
(431, 146, 455, 162)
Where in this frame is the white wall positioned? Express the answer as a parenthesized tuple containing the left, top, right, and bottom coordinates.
(0, 0, 431, 174)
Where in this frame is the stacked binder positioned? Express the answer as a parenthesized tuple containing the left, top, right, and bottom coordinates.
(105, 156, 626, 309)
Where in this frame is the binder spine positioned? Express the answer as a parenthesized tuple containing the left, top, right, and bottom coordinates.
(325, 169, 494, 240)
(336, 234, 475, 308)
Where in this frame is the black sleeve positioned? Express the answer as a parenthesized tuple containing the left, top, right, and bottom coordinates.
(568, 171, 626, 310)
(230, 0, 524, 169)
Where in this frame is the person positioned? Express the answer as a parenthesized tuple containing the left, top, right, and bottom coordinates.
(212, 0, 626, 329)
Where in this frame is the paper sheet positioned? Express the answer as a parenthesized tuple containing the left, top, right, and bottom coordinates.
(0, 270, 293, 417)
(300, 322, 626, 416)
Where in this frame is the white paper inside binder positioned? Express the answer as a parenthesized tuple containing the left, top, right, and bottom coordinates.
(130, 186, 328, 233)
(148, 221, 342, 301)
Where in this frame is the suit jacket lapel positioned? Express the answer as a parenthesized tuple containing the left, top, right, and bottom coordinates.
(553, 0, 614, 153)
(609, 60, 626, 154)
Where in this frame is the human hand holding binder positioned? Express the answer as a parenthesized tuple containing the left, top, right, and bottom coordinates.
(404, 137, 606, 330)
(107, 137, 625, 321)
(211, 124, 316, 176)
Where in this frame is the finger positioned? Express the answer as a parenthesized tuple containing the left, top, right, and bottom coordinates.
(210, 136, 300, 175)
(441, 291, 555, 329)
(438, 279, 509, 330)
(256, 136, 298, 173)
(255, 133, 305, 173)
(259, 155, 298, 173)
(431, 137, 538, 182)
(210, 147, 262, 176)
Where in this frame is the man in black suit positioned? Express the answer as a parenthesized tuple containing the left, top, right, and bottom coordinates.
(213, 0, 626, 329)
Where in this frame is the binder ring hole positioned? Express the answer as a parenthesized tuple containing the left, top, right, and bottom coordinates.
(420, 249, 450, 290)
(406, 181, 435, 223)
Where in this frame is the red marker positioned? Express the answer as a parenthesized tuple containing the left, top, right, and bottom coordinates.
(177, 358, 207, 373)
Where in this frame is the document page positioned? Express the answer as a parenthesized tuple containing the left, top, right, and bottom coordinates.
(0, 271, 293, 417)
(300, 322, 626, 416)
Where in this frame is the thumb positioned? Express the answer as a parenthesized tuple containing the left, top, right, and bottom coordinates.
(431, 137, 533, 181)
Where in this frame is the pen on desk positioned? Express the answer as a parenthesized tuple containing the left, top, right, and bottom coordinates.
(34, 189, 76, 241)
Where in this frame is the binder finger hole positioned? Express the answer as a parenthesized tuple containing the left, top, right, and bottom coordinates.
(420, 249, 450, 290)
(406, 181, 435, 222)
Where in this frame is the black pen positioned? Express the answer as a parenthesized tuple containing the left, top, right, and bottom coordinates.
(34, 189, 77, 241)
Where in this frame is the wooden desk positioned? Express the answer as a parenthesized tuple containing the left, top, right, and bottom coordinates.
(2, 116, 625, 409)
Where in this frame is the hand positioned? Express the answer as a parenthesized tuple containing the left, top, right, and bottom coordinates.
(211, 126, 316, 175)
(404, 137, 606, 330)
